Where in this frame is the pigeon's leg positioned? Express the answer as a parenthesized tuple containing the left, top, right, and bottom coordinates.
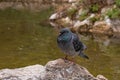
(67, 56, 76, 65)
(62, 55, 68, 60)
(65, 55, 68, 60)
(62, 55, 69, 63)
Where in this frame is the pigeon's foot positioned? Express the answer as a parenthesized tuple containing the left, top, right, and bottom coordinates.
(68, 57, 76, 65)
(61, 55, 76, 65)
(61, 58, 75, 65)
(63, 59, 69, 63)
(62, 55, 69, 63)
(61, 55, 69, 63)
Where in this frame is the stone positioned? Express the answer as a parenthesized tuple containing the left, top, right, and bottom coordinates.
(0, 2, 14, 10)
(73, 14, 95, 31)
(61, 17, 73, 25)
(49, 13, 59, 20)
(0, 0, 51, 11)
(101, 7, 112, 15)
(90, 20, 112, 34)
(111, 19, 120, 33)
(97, 75, 108, 80)
(12, 2, 25, 10)
(0, 59, 108, 80)
(50, 22, 59, 27)
(68, 0, 78, 3)
(104, 16, 111, 26)
(73, 20, 81, 28)
(42, 59, 95, 80)
(107, 0, 115, 5)
(0, 64, 45, 80)
(77, 8, 89, 17)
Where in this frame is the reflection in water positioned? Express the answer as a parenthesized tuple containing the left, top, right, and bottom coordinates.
(79, 32, 120, 80)
(0, 9, 120, 80)
(80, 32, 120, 46)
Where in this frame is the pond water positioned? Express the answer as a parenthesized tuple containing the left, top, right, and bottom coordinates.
(0, 8, 120, 80)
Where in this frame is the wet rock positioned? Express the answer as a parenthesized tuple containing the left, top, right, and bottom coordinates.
(73, 14, 95, 31)
(90, 20, 112, 34)
(107, 0, 115, 5)
(49, 22, 60, 28)
(0, 2, 14, 10)
(43, 0, 69, 3)
(49, 11, 68, 21)
(12, 2, 25, 10)
(77, 8, 89, 19)
(0, 0, 51, 11)
(0, 59, 107, 80)
(49, 13, 59, 20)
(68, 0, 78, 3)
(86, 16, 111, 34)
(111, 19, 120, 33)
(61, 17, 72, 24)
(101, 7, 112, 15)
(73, 20, 90, 31)
(97, 75, 108, 80)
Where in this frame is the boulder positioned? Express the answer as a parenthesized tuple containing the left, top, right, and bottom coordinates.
(90, 19, 113, 34)
(73, 14, 95, 32)
(111, 19, 120, 33)
(0, 64, 45, 80)
(0, 59, 108, 80)
(0, 2, 14, 10)
(49, 13, 59, 20)
(69, 0, 78, 3)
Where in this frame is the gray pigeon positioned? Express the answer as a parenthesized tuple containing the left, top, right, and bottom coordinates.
(57, 28, 89, 60)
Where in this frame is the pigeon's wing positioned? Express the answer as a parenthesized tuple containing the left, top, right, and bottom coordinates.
(72, 33, 89, 59)
(72, 33, 86, 52)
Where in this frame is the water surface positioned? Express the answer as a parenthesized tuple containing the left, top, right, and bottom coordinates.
(0, 8, 120, 80)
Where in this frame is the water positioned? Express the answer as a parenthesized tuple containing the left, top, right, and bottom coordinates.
(0, 8, 120, 80)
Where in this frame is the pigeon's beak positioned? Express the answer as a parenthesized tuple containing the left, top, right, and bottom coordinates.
(59, 32, 61, 35)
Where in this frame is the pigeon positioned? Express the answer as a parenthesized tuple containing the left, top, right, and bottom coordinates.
(57, 28, 89, 60)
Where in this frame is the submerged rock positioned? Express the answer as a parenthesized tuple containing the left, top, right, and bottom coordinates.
(0, 59, 107, 80)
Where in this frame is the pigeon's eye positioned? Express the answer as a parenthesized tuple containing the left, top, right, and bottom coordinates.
(59, 32, 62, 35)
(64, 31, 69, 33)
(61, 31, 64, 33)
(59, 32, 64, 35)
(60, 30, 69, 35)
(65, 31, 68, 33)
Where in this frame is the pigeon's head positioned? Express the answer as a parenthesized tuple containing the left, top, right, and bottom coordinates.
(58, 28, 72, 42)
(59, 28, 71, 35)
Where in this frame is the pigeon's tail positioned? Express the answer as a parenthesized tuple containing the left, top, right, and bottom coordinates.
(79, 52, 89, 59)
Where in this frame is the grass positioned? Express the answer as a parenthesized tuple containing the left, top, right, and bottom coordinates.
(89, 16, 100, 23)
(106, 8, 120, 19)
(115, 0, 120, 7)
(67, 7, 77, 18)
(78, 9, 88, 21)
(89, 4, 99, 13)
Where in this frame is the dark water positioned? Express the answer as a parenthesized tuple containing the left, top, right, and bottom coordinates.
(0, 8, 120, 80)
